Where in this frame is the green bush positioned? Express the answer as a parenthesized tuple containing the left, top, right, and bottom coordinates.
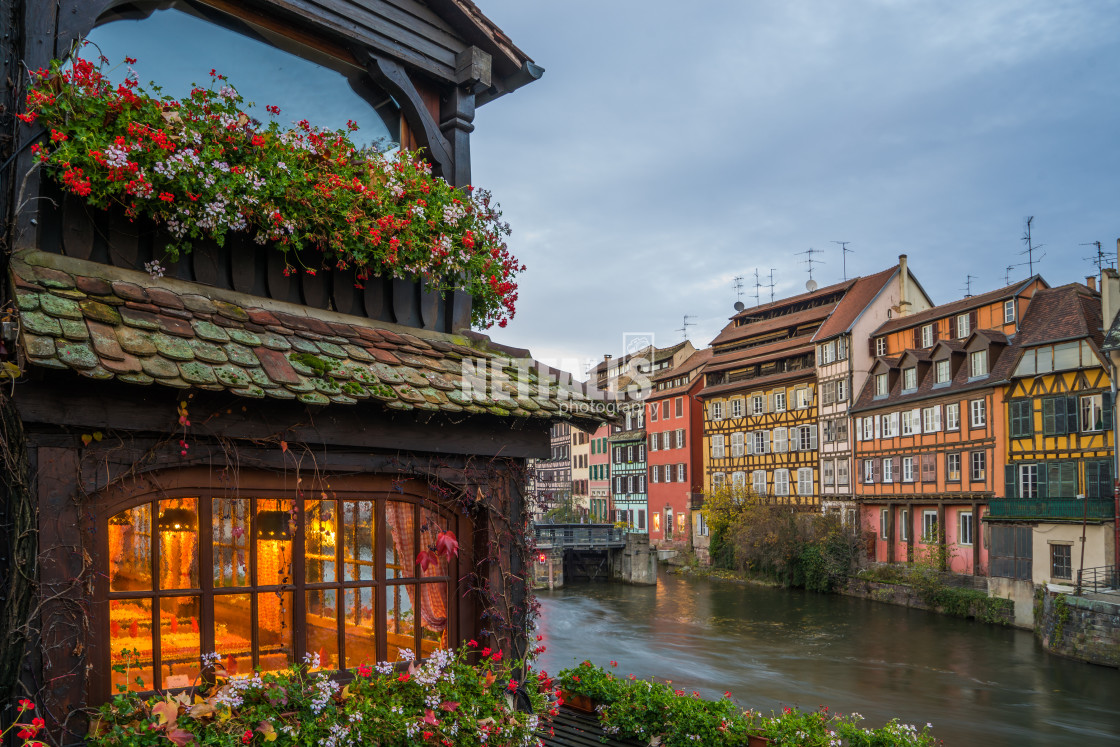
(557, 662, 940, 746)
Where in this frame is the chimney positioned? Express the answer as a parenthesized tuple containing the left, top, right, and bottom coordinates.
(898, 254, 911, 316)
(1087, 276, 1098, 292)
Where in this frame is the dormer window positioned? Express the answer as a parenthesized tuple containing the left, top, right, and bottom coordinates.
(957, 314, 971, 339)
(970, 350, 988, 378)
(875, 338, 887, 356)
(1004, 300, 1015, 324)
(935, 359, 951, 384)
(920, 324, 934, 348)
(902, 367, 917, 391)
(875, 373, 889, 397)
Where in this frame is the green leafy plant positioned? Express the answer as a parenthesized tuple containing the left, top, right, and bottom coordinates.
(558, 662, 940, 747)
(89, 643, 552, 746)
(18, 53, 522, 328)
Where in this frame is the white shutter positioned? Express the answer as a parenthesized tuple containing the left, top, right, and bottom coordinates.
(810, 426, 818, 450)
(890, 412, 900, 435)
(762, 431, 770, 454)
(932, 405, 942, 432)
(912, 408, 922, 433)
(873, 416, 880, 439)
(855, 418, 863, 441)
(745, 432, 754, 455)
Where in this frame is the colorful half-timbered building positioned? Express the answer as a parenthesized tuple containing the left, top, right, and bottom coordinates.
(853, 277, 1047, 575)
(701, 282, 860, 505)
(990, 283, 1115, 585)
(813, 257, 933, 521)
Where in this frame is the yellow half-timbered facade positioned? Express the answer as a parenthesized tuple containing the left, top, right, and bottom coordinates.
(991, 284, 1116, 585)
(700, 280, 859, 505)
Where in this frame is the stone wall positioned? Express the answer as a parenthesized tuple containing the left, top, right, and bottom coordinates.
(840, 576, 1015, 626)
(531, 548, 565, 590)
(610, 533, 657, 586)
(1035, 589, 1120, 668)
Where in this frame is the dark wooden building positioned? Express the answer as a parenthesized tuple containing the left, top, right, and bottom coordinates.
(0, 0, 594, 740)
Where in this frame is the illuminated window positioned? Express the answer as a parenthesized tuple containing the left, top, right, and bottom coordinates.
(103, 479, 458, 695)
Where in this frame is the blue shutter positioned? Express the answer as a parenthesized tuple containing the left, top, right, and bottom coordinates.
(1004, 465, 1017, 500)
(1066, 395, 1079, 434)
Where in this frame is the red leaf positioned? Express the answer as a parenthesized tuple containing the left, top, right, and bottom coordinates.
(439, 701, 459, 712)
(416, 549, 436, 572)
(167, 727, 195, 746)
(280, 440, 288, 453)
(422, 709, 440, 726)
(435, 530, 458, 560)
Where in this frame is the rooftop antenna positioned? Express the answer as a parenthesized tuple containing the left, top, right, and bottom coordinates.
(832, 240, 854, 280)
(963, 274, 976, 298)
(752, 268, 763, 307)
(677, 315, 695, 340)
(1020, 216, 1045, 275)
(767, 269, 776, 304)
(1004, 265, 1016, 285)
(797, 247, 823, 292)
(1081, 241, 1112, 272)
(733, 275, 744, 303)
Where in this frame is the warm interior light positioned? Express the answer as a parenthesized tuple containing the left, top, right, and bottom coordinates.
(157, 507, 197, 533)
(255, 510, 291, 541)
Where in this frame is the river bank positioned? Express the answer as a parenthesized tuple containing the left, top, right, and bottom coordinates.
(671, 563, 1015, 627)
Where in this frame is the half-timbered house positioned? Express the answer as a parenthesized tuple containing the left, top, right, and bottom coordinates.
(990, 283, 1115, 585)
(812, 257, 932, 522)
(701, 282, 861, 506)
(0, 0, 604, 738)
(853, 278, 1047, 575)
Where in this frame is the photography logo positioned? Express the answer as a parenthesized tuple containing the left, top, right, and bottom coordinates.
(623, 332, 654, 357)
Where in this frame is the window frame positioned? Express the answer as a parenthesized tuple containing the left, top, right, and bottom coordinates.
(96, 472, 462, 701)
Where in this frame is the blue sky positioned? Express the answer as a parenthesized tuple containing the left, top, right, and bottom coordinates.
(468, 1, 1120, 376)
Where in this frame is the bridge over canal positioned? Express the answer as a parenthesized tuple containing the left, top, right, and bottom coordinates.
(532, 524, 656, 588)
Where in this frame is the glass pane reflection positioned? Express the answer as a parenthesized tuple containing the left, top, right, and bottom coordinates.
(385, 584, 415, 663)
(157, 498, 199, 590)
(109, 598, 154, 692)
(109, 504, 151, 592)
(344, 587, 377, 668)
(87, 3, 398, 150)
(160, 596, 200, 689)
(212, 498, 249, 588)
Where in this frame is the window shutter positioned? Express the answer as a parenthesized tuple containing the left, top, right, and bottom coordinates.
(1004, 465, 1017, 499)
(932, 325, 939, 342)
(913, 328, 922, 348)
(968, 310, 978, 330)
(1086, 461, 1100, 499)
(855, 419, 863, 441)
(809, 427, 818, 449)
(869, 338, 877, 357)
(1105, 392, 1114, 429)
(933, 406, 942, 432)
(872, 459, 881, 482)
(1066, 395, 1079, 434)
(790, 430, 799, 452)
(762, 431, 770, 454)
(1034, 463, 1048, 499)
(1041, 398, 1056, 435)
(891, 456, 900, 480)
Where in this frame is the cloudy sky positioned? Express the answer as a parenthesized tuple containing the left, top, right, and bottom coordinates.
(468, 1, 1120, 377)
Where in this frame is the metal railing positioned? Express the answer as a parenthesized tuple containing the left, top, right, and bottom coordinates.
(1077, 565, 1120, 596)
(986, 498, 1115, 521)
(533, 523, 627, 550)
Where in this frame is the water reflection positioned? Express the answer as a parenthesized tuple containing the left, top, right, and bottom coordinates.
(537, 570, 1120, 746)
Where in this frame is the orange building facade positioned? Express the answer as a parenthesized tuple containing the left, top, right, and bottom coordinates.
(853, 277, 1047, 575)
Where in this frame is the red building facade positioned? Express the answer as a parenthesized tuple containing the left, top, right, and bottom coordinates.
(646, 349, 710, 551)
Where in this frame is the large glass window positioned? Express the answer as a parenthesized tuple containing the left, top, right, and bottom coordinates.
(88, 1, 399, 150)
(105, 484, 457, 694)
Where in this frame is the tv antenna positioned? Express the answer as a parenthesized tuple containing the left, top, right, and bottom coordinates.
(752, 268, 763, 307)
(733, 275, 744, 303)
(1081, 241, 1112, 272)
(797, 247, 823, 290)
(1004, 264, 1017, 285)
(832, 241, 854, 280)
(1020, 216, 1044, 275)
(766, 269, 776, 304)
(962, 274, 976, 298)
(677, 315, 695, 340)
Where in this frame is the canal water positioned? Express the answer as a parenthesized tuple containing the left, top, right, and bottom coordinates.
(535, 569, 1120, 746)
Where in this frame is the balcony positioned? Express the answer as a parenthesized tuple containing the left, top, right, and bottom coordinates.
(690, 493, 706, 510)
(986, 498, 1116, 522)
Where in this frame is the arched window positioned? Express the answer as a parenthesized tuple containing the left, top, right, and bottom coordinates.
(85, 0, 400, 150)
(99, 472, 461, 697)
